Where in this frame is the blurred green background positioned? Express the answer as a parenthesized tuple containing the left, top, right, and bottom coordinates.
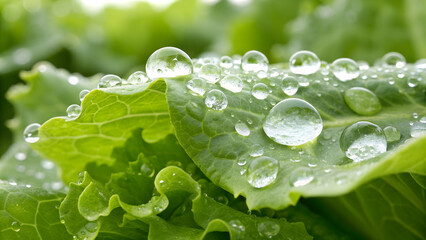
(0, 0, 425, 155)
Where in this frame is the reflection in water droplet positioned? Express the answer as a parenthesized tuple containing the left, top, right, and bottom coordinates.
(205, 89, 228, 111)
(241, 50, 269, 73)
(247, 156, 279, 188)
(281, 76, 299, 96)
(289, 50, 320, 75)
(344, 87, 381, 116)
(340, 121, 387, 162)
(146, 47, 193, 80)
(289, 167, 314, 187)
(24, 123, 41, 143)
(263, 98, 323, 146)
(331, 58, 360, 81)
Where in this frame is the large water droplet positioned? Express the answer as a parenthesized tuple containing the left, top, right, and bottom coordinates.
(251, 83, 270, 100)
(199, 63, 221, 83)
(205, 89, 228, 111)
(67, 104, 82, 120)
(258, 221, 280, 238)
(383, 126, 400, 143)
(146, 47, 193, 80)
(11, 221, 21, 232)
(127, 71, 148, 85)
(98, 74, 122, 88)
(382, 52, 406, 68)
(289, 50, 320, 75)
(263, 98, 323, 146)
(247, 156, 279, 188)
(235, 121, 250, 136)
(241, 50, 268, 73)
(289, 167, 314, 187)
(220, 75, 243, 93)
(219, 56, 233, 69)
(281, 76, 299, 96)
(186, 78, 206, 96)
(24, 123, 41, 143)
(331, 58, 360, 81)
(79, 90, 90, 102)
(344, 87, 381, 115)
(340, 121, 387, 162)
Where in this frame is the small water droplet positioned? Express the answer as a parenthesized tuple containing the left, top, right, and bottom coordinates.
(383, 126, 400, 143)
(229, 220, 245, 232)
(98, 74, 122, 88)
(127, 71, 149, 85)
(186, 78, 206, 96)
(220, 56, 233, 69)
(247, 156, 279, 188)
(251, 83, 270, 100)
(60, 218, 66, 224)
(11, 221, 21, 232)
(24, 123, 41, 143)
(66, 104, 82, 120)
(205, 89, 228, 111)
(41, 160, 55, 170)
(357, 61, 370, 71)
(298, 76, 309, 87)
(146, 47, 193, 80)
(84, 222, 98, 233)
(410, 120, 426, 138)
(220, 75, 243, 93)
(68, 76, 79, 85)
(15, 152, 26, 161)
(340, 121, 387, 162)
(289, 50, 320, 75)
(382, 52, 406, 68)
(199, 63, 221, 83)
(331, 58, 360, 81)
(415, 59, 426, 69)
(407, 76, 418, 87)
(77, 172, 85, 184)
(235, 121, 250, 136)
(281, 76, 299, 96)
(263, 98, 323, 146)
(237, 158, 247, 166)
(140, 163, 155, 177)
(344, 87, 381, 116)
(258, 221, 280, 238)
(250, 144, 264, 157)
(241, 50, 268, 73)
(289, 167, 314, 187)
(79, 90, 90, 102)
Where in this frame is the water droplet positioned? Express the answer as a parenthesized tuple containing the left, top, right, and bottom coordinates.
(382, 52, 406, 68)
(199, 63, 221, 83)
(205, 89, 228, 111)
(229, 220, 245, 232)
(415, 59, 426, 69)
(331, 58, 360, 81)
(98, 74, 122, 88)
(166, 161, 183, 168)
(24, 123, 41, 143)
(60, 218, 66, 224)
(251, 83, 270, 100)
(383, 126, 400, 143)
(357, 61, 370, 71)
(258, 221, 280, 238)
(289, 167, 314, 187)
(84, 222, 98, 233)
(298, 76, 309, 87)
(250, 144, 264, 157)
(241, 50, 268, 73)
(237, 158, 247, 166)
(281, 76, 299, 96)
(66, 104, 82, 120)
(127, 71, 148, 85)
(263, 98, 323, 146)
(235, 121, 250, 136)
(289, 50, 320, 75)
(41, 160, 55, 170)
(257, 70, 267, 79)
(344, 87, 381, 115)
(219, 56, 233, 69)
(410, 120, 426, 138)
(247, 156, 279, 188)
(146, 47, 193, 80)
(15, 152, 26, 161)
(186, 78, 206, 96)
(340, 121, 387, 162)
(11, 221, 21, 232)
(79, 90, 90, 102)
(68, 76, 79, 85)
(220, 75, 243, 93)
(140, 163, 155, 177)
(407, 76, 418, 87)
(77, 172, 85, 184)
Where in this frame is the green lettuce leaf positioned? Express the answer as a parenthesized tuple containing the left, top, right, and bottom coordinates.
(165, 64, 426, 210)
(0, 182, 71, 239)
